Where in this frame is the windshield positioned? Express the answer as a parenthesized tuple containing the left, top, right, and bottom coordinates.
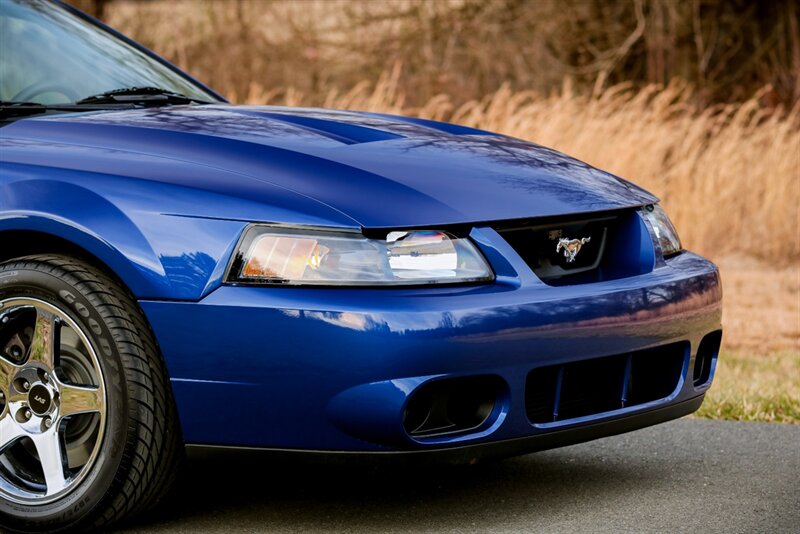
(0, 0, 221, 105)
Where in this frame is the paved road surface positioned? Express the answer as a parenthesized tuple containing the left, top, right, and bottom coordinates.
(121, 419, 799, 533)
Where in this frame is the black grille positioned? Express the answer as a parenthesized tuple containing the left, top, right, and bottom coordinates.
(495, 210, 653, 285)
(525, 343, 687, 424)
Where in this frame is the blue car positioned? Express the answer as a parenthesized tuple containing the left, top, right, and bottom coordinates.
(0, 0, 722, 531)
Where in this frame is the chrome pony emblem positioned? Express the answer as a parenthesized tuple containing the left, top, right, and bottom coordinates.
(556, 237, 591, 263)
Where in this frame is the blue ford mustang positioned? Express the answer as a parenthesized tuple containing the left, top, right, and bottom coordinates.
(0, 0, 722, 531)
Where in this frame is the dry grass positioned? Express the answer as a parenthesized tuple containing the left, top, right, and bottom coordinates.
(696, 259, 799, 424)
(707, 256, 799, 423)
(96, 0, 800, 107)
(718, 256, 799, 353)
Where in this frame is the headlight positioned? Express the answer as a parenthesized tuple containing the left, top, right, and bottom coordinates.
(641, 204, 682, 256)
(227, 226, 494, 286)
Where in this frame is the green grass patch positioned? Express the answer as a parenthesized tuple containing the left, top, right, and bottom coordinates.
(694, 350, 800, 424)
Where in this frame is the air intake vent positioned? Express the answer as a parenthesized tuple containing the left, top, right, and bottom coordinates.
(693, 330, 722, 387)
(404, 376, 502, 438)
(525, 342, 687, 424)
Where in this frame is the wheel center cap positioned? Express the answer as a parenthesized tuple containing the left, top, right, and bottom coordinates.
(28, 384, 53, 416)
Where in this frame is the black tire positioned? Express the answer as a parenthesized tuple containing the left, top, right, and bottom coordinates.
(0, 255, 183, 532)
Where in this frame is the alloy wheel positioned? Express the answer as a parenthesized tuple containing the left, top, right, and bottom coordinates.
(0, 297, 106, 505)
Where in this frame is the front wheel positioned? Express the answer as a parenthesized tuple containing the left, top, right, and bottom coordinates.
(0, 255, 182, 532)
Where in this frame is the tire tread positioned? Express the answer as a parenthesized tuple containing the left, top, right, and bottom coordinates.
(0, 254, 183, 532)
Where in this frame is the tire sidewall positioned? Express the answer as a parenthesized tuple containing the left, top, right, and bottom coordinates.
(0, 264, 129, 531)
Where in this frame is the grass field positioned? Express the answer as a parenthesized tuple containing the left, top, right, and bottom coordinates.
(696, 350, 799, 423)
(698, 258, 800, 423)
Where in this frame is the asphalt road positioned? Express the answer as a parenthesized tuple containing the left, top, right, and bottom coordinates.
(121, 419, 799, 533)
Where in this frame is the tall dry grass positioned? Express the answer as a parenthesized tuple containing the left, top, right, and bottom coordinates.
(94, 0, 800, 107)
(242, 71, 800, 266)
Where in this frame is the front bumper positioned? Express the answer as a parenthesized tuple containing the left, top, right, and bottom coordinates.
(140, 231, 722, 453)
(185, 395, 704, 463)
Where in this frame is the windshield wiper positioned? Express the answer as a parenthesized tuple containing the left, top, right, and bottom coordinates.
(75, 86, 212, 106)
(0, 86, 208, 119)
(0, 100, 136, 119)
(0, 101, 136, 119)
(0, 85, 209, 119)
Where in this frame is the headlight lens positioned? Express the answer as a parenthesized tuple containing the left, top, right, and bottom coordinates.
(228, 226, 494, 286)
(641, 204, 682, 256)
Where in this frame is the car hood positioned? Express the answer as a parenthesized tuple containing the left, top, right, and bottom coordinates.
(3, 105, 657, 228)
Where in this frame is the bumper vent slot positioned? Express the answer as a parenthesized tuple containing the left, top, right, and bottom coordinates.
(525, 342, 687, 424)
(693, 330, 722, 387)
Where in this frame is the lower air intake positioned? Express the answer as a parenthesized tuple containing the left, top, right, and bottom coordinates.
(525, 342, 687, 424)
(693, 330, 722, 387)
(404, 376, 502, 438)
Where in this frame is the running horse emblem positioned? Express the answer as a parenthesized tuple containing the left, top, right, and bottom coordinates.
(556, 237, 591, 263)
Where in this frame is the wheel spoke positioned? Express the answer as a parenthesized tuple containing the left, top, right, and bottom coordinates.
(32, 430, 69, 496)
(0, 415, 25, 453)
(59, 383, 103, 419)
(27, 309, 60, 369)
